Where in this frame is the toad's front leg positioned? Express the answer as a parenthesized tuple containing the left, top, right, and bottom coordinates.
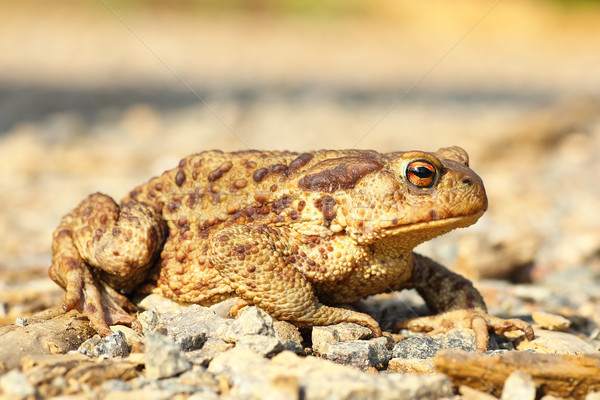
(207, 224, 382, 336)
(395, 254, 534, 352)
(49, 193, 166, 335)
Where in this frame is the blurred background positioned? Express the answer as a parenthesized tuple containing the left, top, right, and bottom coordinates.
(0, 0, 599, 322)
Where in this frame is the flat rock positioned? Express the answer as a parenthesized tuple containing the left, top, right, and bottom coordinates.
(311, 322, 372, 354)
(326, 337, 391, 370)
(271, 351, 452, 400)
(387, 357, 436, 374)
(532, 311, 571, 331)
(515, 329, 597, 354)
(0, 308, 95, 369)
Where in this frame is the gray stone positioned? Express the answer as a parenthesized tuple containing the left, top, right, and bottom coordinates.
(144, 332, 192, 379)
(161, 304, 231, 350)
(78, 331, 129, 358)
(224, 306, 276, 341)
(393, 328, 476, 359)
(326, 337, 391, 370)
(311, 322, 372, 354)
(207, 346, 272, 398)
(273, 320, 304, 353)
(15, 316, 27, 327)
(236, 334, 286, 358)
(137, 308, 165, 335)
(0, 369, 36, 399)
(501, 370, 536, 400)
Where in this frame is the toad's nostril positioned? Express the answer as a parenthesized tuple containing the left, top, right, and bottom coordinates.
(462, 178, 473, 185)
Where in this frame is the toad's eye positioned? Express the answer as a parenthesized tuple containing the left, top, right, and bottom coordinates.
(406, 160, 437, 188)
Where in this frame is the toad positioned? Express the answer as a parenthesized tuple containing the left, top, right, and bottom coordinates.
(49, 147, 533, 352)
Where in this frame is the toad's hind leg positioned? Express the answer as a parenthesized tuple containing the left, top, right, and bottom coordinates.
(208, 224, 382, 336)
(49, 193, 166, 335)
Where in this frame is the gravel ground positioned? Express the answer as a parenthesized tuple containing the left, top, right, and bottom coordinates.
(1, 1, 599, 398)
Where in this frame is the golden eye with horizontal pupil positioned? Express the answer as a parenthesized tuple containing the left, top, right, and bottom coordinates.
(406, 160, 437, 188)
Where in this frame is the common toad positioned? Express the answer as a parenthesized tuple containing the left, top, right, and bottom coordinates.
(49, 147, 533, 352)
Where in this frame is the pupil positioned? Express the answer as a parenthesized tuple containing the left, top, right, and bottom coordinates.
(412, 165, 433, 178)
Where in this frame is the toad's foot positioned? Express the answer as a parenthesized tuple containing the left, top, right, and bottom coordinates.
(394, 308, 534, 353)
(60, 261, 141, 336)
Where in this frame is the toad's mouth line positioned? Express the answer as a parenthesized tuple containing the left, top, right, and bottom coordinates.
(383, 210, 485, 232)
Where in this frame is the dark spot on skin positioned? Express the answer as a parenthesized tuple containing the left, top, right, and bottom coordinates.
(187, 188, 204, 208)
(179, 159, 187, 168)
(298, 157, 382, 192)
(99, 215, 108, 224)
(270, 163, 288, 174)
(233, 179, 248, 189)
(297, 200, 306, 211)
(272, 195, 293, 215)
(175, 169, 186, 187)
(246, 161, 257, 169)
(314, 195, 336, 226)
(289, 153, 314, 172)
(154, 183, 163, 191)
(192, 170, 199, 180)
(253, 167, 269, 183)
(56, 229, 72, 239)
(208, 161, 233, 182)
(254, 194, 268, 203)
(269, 184, 278, 192)
(429, 210, 438, 220)
(167, 199, 181, 213)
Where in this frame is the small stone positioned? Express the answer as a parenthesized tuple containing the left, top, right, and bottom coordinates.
(144, 332, 191, 379)
(236, 334, 286, 358)
(393, 328, 476, 359)
(532, 311, 571, 331)
(202, 337, 235, 352)
(15, 316, 28, 327)
(0, 369, 36, 399)
(162, 304, 231, 350)
(392, 336, 439, 359)
(311, 322, 372, 354)
(500, 370, 536, 400)
(137, 309, 165, 335)
(224, 306, 275, 341)
(515, 329, 597, 354)
(387, 357, 435, 374)
(110, 325, 144, 347)
(207, 347, 272, 398)
(78, 331, 129, 358)
(326, 337, 391, 370)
